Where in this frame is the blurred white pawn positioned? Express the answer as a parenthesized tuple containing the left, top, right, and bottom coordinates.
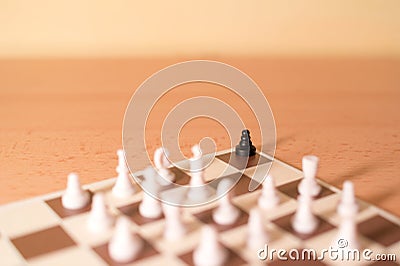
(332, 215, 359, 250)
(292, 185, 318, 234)
(87, 193, 114, 233)
(193, 225, 227, 266)
(247, 208, 269, 252)
(187, 145, 212, 201)
(154, 147, 175, 186)
(213, 178, 240, 225)
(139, 167, 162, 219)
(112, 149, 135, 198)
(337, 181, 358, 217)
(108, 216, 143, 263)
(61, 173, 90, 210)
(162, 203, 186, 241)
(332, 181, 359, 252)
(258, 175, 280, 210)
(298, 155, 321, 197)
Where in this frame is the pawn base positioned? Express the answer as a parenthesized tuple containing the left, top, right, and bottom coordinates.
(235, 145, 256, 157)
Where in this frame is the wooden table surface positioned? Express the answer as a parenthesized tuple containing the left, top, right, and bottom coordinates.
(0, 58, 399, 216)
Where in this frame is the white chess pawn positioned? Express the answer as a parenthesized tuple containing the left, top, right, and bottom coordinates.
(247, 208, 269, 252)
(108, 216, 143, 263)
(213, 178, 240, 225)
(162, 203, 186, 241)
(332, 216, 359, 250)
(112, 149, 135, 198)
(291, 186, 318, 234)
(87, 193, 114, 233)
(337, 181, 358, 217)
(154, 147, 175, 186)
(298, 155, 321, 197)
(187, 145, 212, 202)
(139, 193, 162, 219)
(139, 167, 162, 219)
(61, 173, 90, 210)
(193, 225, 227, 266)
(258, 175, 280, 210)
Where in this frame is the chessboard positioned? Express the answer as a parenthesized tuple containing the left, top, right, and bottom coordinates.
(0, 148, 399, 266)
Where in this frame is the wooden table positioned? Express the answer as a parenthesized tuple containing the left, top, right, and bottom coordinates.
(0, 58, 399, 216)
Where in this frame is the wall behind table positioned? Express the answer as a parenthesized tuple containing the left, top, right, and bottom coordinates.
(1, 0, 399, 58)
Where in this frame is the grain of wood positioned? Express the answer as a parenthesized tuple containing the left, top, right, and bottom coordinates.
(0, 58, 399, 216)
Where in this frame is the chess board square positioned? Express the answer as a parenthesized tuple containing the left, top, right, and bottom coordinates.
(183, 197, 219, 214)
(11, 225, 76, 260)
(244, 159, 303, 188)
(103, 189, 144, 211)
(62, 212, 114, 247)
(0, 238, 23, 265)
(233, 190, 298, 221)
(27, 246, 106, 266)
(93, 236, 158, 265)
(169, 167, 191, 185)
(216, 152, 271, 170)
(179, 246, 247, 266)
(135, 167, 191, 189)
(313, 193, 375, 227)
(139, 214, 203, 255)
(358, 215, 400, 247)
(203, 158, 239, 182)
(45, 192, 92, 219)
(311, 193, 340, 219)
(193, 207, 249, 232)
(174, 155, 238, 183)
(87, 178, 144, 209)
(272, 212, 335, 241)
(0, 200, 59, 238)
(277, 179, 334, 200)
(118, 201, 164, 226)
(210, 173, 261, 197)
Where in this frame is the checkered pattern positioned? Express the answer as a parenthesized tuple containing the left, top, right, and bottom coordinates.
(0, 149, 399, 266)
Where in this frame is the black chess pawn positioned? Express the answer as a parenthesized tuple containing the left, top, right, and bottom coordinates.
(235, 129, 256, 157)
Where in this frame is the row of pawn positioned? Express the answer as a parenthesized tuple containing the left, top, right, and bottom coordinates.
(60, 148, 360, 265)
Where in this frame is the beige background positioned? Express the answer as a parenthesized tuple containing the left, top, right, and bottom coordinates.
(1, 0, 400, 57)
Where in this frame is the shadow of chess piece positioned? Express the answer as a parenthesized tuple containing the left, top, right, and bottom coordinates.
(235, 129, 256, 157)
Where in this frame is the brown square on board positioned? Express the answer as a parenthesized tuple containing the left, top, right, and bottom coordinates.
(179, 246, 247, 266)
(11, 226, 76, 260)
(193, 207, 249, 232)
(118, 201, 164, 226)
(170, 167, 191, 185)
(277, 179, 334, 200)
(358, 215, 400, 247)
(45, 192, 92, 219)
(272, 212, 335, 240)
(217, 152, 271, 170)
(93, 236, 158, 265)
(210, 173, 261, 197)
